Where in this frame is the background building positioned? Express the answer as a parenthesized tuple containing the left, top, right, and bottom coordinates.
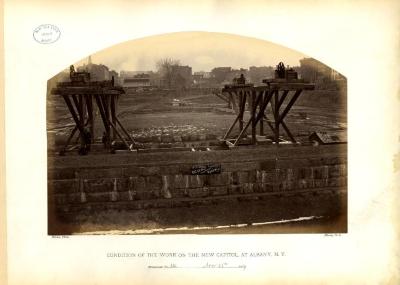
(122, 73, 151, 88)
(247, 66, 274, 84)
(299, 57, 345, 83)
(77, 56, 121, 84)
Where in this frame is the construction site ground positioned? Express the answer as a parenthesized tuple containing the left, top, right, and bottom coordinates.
(47, 89, 347, 151)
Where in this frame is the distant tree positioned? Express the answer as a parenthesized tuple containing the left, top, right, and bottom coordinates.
(156, 58, 181, 88)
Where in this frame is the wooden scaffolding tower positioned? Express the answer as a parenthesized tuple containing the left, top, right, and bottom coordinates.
(221, 79, 315, 146)
(51, 65, 135, 155)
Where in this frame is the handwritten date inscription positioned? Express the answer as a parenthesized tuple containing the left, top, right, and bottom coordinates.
(191, 164, 221, 175)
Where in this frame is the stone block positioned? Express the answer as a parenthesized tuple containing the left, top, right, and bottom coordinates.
(312, 166, 329, 179)
(210, 186, 228, 196)
(313, 179, 329, 188)
(260, 160, 276, 170)
(228, 185, 242, 195)
(339, 177, 347, 186)
(328, 165, 341, 178)
(242, 183, 255, 194)
(54, 194, 67, 205)
(83, 178, 112, 193)
(189, 175, 204, 188)
(248, 170, 257, 183)
(85, 192, 112, 203)
(181, 134, 191, 142)
(48, 179, 77, 194)
(257, 182, 274, 192)
(174, 174, 189, 189)
(199, 134, 207, 140)
(83, 178, 126, 193)
(172, 143, 185, 148)
(206, 134, 217, 140)
(256, 170, 262, 183)
(159, 165, 179, 175)
(328, 177, 347, 187)
(190, 134, 199, 141)
(159, 143, 173, 148)
(67, 192, 87, 204)
(297, 168, 312, 179)
(79, 168, 124, 179)
(277, 159, 308, 169)
(257, 170, 274, 183)
(273, 182, 281, 192)
(235, 171, 249, 185)
(135, 136, 147, 143)
(223, 162, 258, 172)
(187, 187, 209, 198)
(297, 179, 314, 189)
(150, 135, 162, 143)
(161, 135, 174, 143)
(338, 164, 347, 176)
(323, 157, 342, 165)
(110, 191, 119, 201)
(170, 187, 187, 198)
(128, 176, 146, 191)
(124, 166, 141, 177)
(118, 191, 135, 201)
(135, 190, 158, 200)
(48, 168, 75, 180)
(281, 180, 294, 191)
(160, 174, 174, 188)
(275, 168, 287, 181)
(173, 135, 182, 142)
(145, 176, 162, 190)
(207, 172, 230, 186)
(139, 166, 161, 176)
(286, 168, 295, 181)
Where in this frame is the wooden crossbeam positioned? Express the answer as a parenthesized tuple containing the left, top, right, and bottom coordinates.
(277, 90, 302, 124)
(277, 90, 289, 109)
(61, 95, 86, 135)
(274, 90, 280, 143)
(238, 91, 247, 131)
(59, 125, 78, 154)
(281, 121, 296, 143)
(233, 90, 265, 146)
(222, 83, 314, 93)
(222, 114, 240, 140)
(86, 95, 94, 142)
(52, 87, 124, 96)
(109, 120, 131, 150)
(94, 94, 111, 140)
(214, 92, 230, 103)
(111, 95, 117, 140)
(269, 90, 299, 143)
(263, 114, 276, 133)
(71, 94, 79, 111)
(232, 92, 238, 113)
(116, 117, 136, 145)
(253, 89, 273, 126)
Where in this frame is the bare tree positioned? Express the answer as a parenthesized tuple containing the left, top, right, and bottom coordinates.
(156, 58, 181, 88)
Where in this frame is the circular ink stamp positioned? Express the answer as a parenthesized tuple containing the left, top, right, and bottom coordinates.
(33, 24, 61, 44)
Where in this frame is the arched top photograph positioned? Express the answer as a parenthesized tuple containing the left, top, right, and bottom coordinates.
(46, 31, 347, 235)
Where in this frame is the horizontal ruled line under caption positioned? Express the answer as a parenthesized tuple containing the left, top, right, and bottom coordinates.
(148, 263, 247, 270)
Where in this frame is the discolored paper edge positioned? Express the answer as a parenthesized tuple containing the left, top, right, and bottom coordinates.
(3, 0, 400, 284)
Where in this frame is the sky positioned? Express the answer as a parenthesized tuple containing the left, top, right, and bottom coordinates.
(74, 31, 308, 73)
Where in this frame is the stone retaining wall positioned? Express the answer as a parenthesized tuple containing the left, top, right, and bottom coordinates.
(48, 144, 347, 215)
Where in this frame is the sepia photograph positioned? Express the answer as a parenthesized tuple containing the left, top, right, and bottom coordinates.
(47, 32, 347, 235)
(4, 0, 400, 284)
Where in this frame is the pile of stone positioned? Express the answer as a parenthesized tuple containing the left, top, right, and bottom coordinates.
(131, 125, 218, 144)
